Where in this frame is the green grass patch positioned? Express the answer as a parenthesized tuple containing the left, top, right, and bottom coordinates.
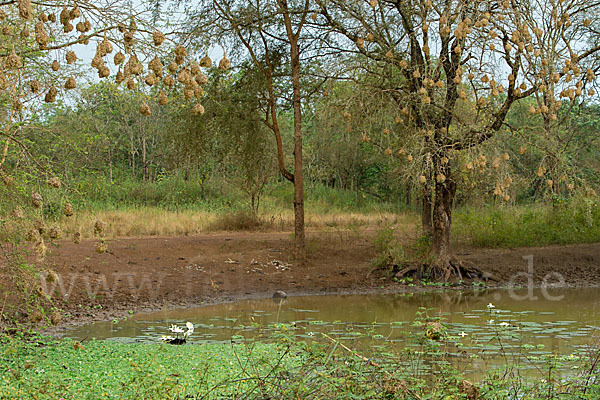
(454, 196, 600, 248)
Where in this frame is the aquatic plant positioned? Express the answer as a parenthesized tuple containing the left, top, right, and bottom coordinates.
(161, 322, 194, 345)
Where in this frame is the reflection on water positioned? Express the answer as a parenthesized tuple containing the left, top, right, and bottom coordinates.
(63, 288, 600, 375)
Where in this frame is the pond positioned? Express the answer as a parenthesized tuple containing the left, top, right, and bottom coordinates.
(63, 288, 600, 377)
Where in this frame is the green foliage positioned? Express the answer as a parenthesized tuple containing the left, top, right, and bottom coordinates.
(373, 227, 406, 269)
(454, 194, 600, 248)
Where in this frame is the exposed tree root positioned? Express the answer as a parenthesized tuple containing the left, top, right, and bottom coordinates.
(393, 257, 493, 283)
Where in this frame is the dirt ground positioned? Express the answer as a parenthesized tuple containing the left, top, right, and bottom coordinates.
(32, 231, 600, 328)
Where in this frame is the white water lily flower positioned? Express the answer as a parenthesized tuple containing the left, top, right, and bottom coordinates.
(459, 331, 467, 337)
(499, 322, 510, 327)
(488, 319, 495, 325)
(186, 322, 194, 332)
(169, 324, 184, 334)
(487, 303, 495, 309)
(161, 335, 175, 341)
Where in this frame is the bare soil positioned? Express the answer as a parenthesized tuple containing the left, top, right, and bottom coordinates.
(31, 232, 600, 328)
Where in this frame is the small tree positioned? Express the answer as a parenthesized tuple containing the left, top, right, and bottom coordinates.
(187, 0, 320, 263)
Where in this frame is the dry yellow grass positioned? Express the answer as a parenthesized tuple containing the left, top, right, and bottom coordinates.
(60, 207, 417, 239)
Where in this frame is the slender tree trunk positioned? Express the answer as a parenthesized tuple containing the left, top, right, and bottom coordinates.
(290, 37, 305, 263)
(278, 0, 306, 263)
(142, 124, 148, 183)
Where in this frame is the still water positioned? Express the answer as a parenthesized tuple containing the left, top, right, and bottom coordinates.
(64, 288, 600, 364)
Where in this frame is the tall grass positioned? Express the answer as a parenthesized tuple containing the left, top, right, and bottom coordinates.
(454, 196, 600, 248)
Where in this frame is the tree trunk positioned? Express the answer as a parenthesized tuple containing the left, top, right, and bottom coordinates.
(279, 0, 306, 263)
(290, 37, 305, 263)
(421, 184, 433, 235)
(432, 167, 456, 262)
(142, 125, 148, 183)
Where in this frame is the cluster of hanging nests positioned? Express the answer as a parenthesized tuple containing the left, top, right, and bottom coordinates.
(1, 0, 232, 118)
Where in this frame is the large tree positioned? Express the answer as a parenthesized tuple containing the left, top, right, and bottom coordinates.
(314, 0, 600, 278)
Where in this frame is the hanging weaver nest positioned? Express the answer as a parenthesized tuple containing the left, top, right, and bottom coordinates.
(190, 62, 201, 75)
(46, 176, 62, 188)
(114, 51, 125, 65)
(35, 238, 47, 259)
(164, 75, 175, 87)
(194, 87, 204, 99)
(115, 70, 124, 84)
(76, 21, 86, 32)
(73, 231, 81, 244)
(20, 27, 29, 39)
(177, 69, 192, 84)
(34, 219, 47, 235)
(96, 240, 108, 254)
(126, 55, 143, 75)
(6, 49, 22, 69)
(52, 60, 60, 71)
(97, 39, 113, 57)
(195, 72, 208, 85)
(149, 57, 163, 76)
(45, 86, 57, 103)
(35, 21, 50, 50)
(94, 220, 106, 236)
(48, 225, 62, 239)
(126, 78, 135, 90)
(70, 5, 81, 19)
(158, 91, 168, 106)
(184, 87, 194, 100)
(60, 7, 70, 24)
(218, 56, 231, 71)
(144, 73, 155, 86)
(153, 30, 165, 46)
(98, 66, 110, 78)
(25, 229, 38, 243)
(48, 13, 56, 23)
(65, 76, 76, 89)
(139, 102, 151, 116)
(174, 45, 187, 58)
(64, 22, 74, 33)
(29, 79, 40, 93)
(91, 54, 103, 69)
(175, 54, 185, 65)
(31, 192, 43, 208)
(18, 0, 32, 20)
(124, 31, 134, 46)
(66, 51, 77, 64)
(78, 34, 89, 45)
(64, 201, 74, 217)
(199, 54, 212, 68)
(192, 103, 205, 116)
(168, 60, 178, 74)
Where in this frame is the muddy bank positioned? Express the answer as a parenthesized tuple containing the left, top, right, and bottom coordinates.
(35, 232, 600, 330)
